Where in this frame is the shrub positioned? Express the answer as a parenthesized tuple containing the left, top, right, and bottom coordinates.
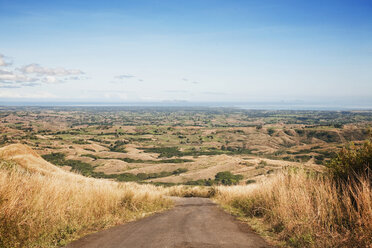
(141, 147, 182, 158)
(72, 139, 90, 145)
(215, 171, 244, 185)
(246, 179, 256, 184)
(267, 128, 275, 136)
(185, 179, 214, 186)
(327, 138, 372, 182)
(42, 153, 96, 177)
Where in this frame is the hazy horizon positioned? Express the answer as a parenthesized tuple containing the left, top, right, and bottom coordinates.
(1, 99, 372, 110)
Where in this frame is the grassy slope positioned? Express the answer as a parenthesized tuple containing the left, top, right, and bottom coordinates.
(213, 170, 372, 248)
(1, 142, 371, 248)
(165, 170, 371, 247)
(0, 144, 172, 248)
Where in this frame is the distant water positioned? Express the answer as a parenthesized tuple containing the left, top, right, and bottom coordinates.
(233, 104, 370, 111)
(0, 101, 371, 111)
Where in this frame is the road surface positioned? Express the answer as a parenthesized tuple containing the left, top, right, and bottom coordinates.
(65, 197, 273, 248)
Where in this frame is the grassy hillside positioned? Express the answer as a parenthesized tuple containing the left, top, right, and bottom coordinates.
(165, 139, 372, 247)
(214, 171, 371, 247)
(1, 107, 371, 247)
(1, 107, 371, 185)
(0, 144, 172, 248)
(212, 140, 372, 248)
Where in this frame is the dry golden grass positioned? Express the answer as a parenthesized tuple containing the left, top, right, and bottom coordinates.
(165, 185, 214, 198)
(214, 170, 372, 248)
(0, 144, 172, 248)
(1, 142, 370, 247)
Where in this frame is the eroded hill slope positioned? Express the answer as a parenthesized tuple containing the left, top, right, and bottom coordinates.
(0, 144, 171, 248)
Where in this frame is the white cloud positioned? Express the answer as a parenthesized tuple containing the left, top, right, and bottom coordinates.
(0, 85, 20, 89)
(0, 53, 86, 88)
(0, 71, 37, 84)
(67, 76, 84, 80)
(19, 63, 84, 76)
(0, 54, 11, 66)
(0, 57, 5, 66)
(42, 76, 59, 84)
(0, 74, 34, 83)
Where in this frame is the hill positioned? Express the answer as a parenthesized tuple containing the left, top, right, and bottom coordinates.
(1, 108, 370, 186)
(0, 143, 70, 175)
(0, 144, 171, 248)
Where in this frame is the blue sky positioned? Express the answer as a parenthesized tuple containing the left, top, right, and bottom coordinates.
(0, 0, 371, 105)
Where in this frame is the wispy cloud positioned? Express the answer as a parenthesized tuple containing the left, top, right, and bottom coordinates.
(0, 54, 12, 67)
(0, 69, 11, 75)
(18, 64, 84, 76)
(0, 85, 20, 89)
(0, 70, 37, 86)
(0, 53, 85, 88)
(182, 78, 200, 84)
(115, 74, 135, 80)
(42, 76, 59, 84)
(111, 74, 140, 84)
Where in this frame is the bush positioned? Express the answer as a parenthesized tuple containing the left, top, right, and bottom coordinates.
(246, 179, 256, 184)
(185, 179, 214, 186)
(267, 128, 275, 136)
(72, 139, 90, 145)
(215, 171, 243, 185)
(141, 147, 182, 158)
(327, 138, 372, 182)
(42, 153, 95, 177)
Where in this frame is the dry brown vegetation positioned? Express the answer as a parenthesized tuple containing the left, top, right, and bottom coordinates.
(1, 107, 371, 185)
(0, 144, 172, 248)
(165, 185, 214, 198)
(1, 108, 372, 248)
(213, 170, 372, 247)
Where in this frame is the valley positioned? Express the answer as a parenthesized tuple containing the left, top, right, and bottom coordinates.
(0, 107, 371, 185)
(1, 106, 371, 247)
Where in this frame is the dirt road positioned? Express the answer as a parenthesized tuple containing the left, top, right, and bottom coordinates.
(65, 197, 272, 248)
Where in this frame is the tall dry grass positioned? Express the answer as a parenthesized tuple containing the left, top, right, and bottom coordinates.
(0, 159, 172, 248)
(165, 185, 214, 198)
(214, 170, 372, 248)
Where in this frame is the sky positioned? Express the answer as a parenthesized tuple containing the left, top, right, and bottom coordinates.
(0, 0, 372, 106)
